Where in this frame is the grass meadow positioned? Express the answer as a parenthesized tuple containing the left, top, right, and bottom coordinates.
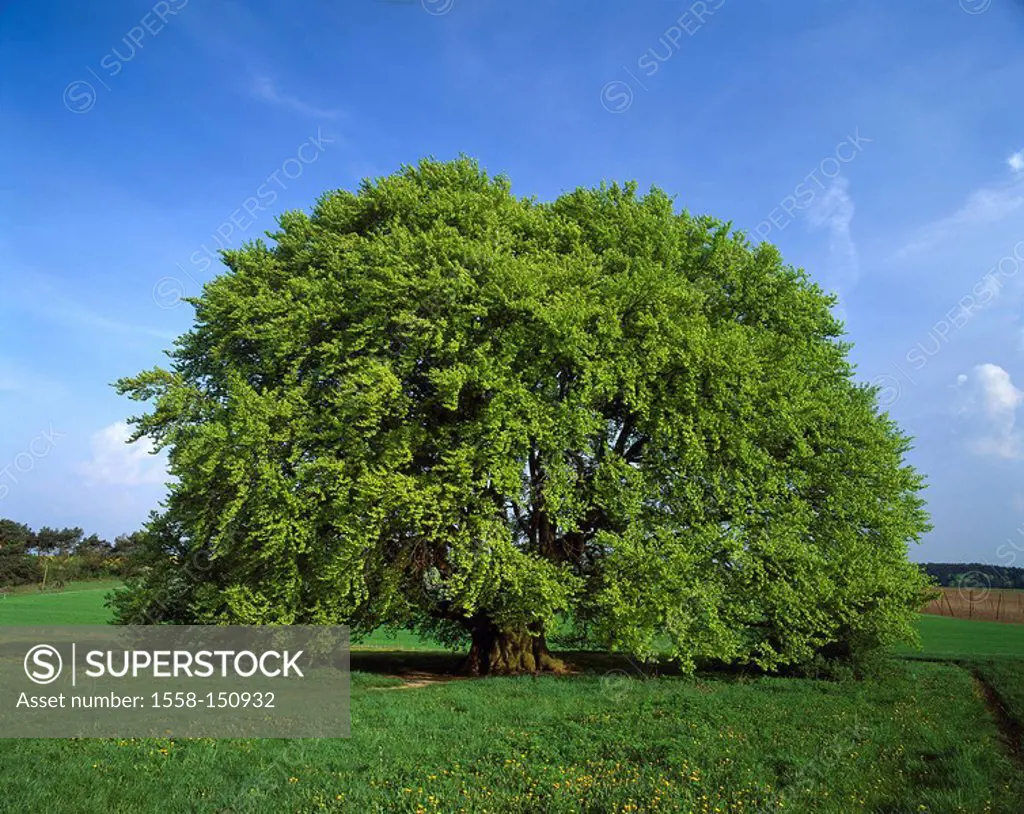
(0, 580, 122, 625)
(897, 614, 1024, 658)
(0, 582, 1021, 812)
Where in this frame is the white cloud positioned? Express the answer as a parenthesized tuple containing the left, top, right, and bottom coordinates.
(76, 421, 168, 487)
(895, 153, 1024, 259)
(896, 184, 1024, 259)
(957, 186, 1024, 224)
(251, 76, 342, 120)
(806, 177, 859, 297)
(975, 363, 1022, 415)
(956, 363, 1024, 459)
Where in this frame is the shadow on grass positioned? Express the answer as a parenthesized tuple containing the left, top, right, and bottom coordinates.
(350, 648, 695, 680)
(351, 649, 464, 677)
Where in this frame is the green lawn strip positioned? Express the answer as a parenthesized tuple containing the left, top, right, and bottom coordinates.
(352, 628, 452, 652)
(897, 615, 1024, 659)
(0, 660, 1021, 813)
(0, 583, 121, 626)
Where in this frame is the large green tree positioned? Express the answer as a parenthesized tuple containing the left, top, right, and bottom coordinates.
(115, 158, 930, 674)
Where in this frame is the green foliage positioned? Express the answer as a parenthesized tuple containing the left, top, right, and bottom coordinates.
(33, 525, 84, 555)
(108, 513, 215, 624)
(0, 519, 40, 586)
(116, 157, 930, 670)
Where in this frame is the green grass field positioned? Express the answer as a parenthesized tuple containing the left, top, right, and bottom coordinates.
(899, 614, 1024, 658)
(0, 580, 122, 626)
(0, 583, 1021, 812)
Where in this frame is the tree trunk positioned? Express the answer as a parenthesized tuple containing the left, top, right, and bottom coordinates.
(463, 622, 567, 676)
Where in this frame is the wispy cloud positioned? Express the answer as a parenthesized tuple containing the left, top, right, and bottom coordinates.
(806, 177, 859, 310)
(896, 152, 1024, 259)
(48, 299, 177, 341)
(76, 421, 168, 487)
(2, 275, 178, 342)
(250, 75, 343, 120)
(956, 363, 1024, 459)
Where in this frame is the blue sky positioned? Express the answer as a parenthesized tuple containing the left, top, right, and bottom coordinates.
(1, 0, 1023, 565)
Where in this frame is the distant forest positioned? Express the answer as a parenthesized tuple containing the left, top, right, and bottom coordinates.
(921, 563, 1024, 590)
(0, 518, 141, 588)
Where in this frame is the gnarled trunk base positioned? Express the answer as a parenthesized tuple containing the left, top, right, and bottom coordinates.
(463, 625, 567, 676)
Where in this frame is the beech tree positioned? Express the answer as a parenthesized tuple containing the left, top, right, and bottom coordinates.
(115, 158, 930, 675)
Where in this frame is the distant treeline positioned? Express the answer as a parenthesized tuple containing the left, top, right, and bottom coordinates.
(0, 518, 142, 588)
(920, 562, 1024, 590)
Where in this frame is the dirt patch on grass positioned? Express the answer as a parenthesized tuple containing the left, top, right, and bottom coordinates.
(371, 671, 473, 690)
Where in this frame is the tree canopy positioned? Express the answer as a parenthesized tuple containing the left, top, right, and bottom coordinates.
(115, 158, 930, 674)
